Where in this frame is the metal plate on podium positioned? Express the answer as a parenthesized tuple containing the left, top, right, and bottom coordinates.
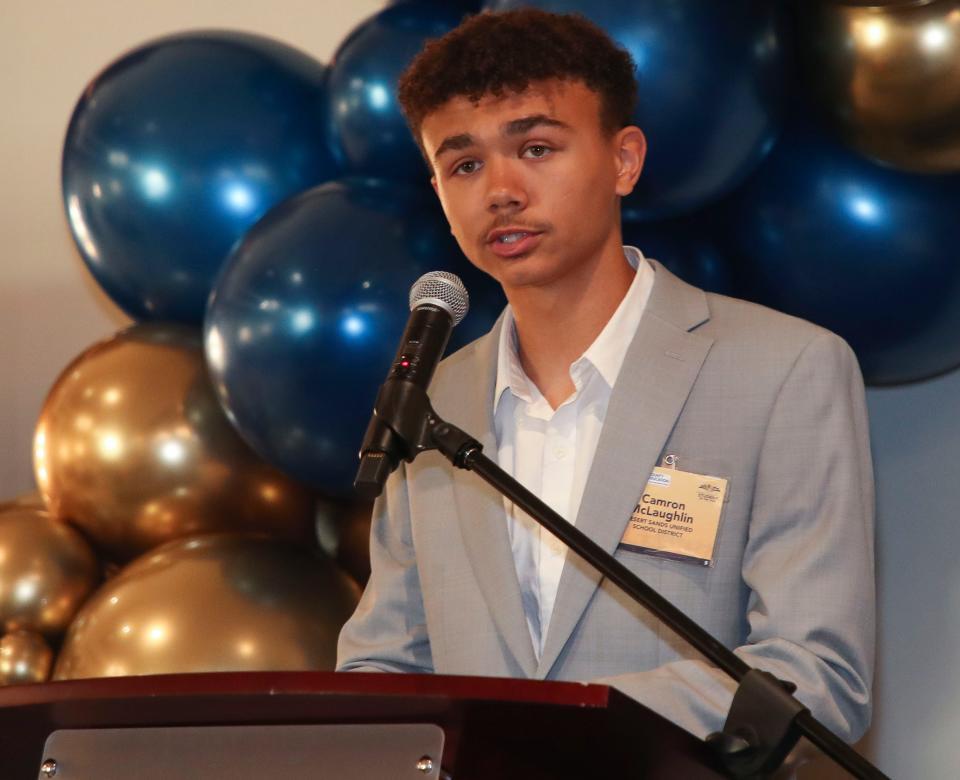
(36, 723, 445, 780)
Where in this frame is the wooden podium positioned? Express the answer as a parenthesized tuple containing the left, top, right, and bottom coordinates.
(0, 671, 729, 779)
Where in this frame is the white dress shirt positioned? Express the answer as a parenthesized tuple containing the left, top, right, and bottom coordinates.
(493, 246, 654, 658)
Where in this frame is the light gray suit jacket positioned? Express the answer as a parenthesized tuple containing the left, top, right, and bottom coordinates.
(337, 260, 875, 743)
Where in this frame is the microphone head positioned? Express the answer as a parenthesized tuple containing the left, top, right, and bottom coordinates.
(409, 271, 469, 326)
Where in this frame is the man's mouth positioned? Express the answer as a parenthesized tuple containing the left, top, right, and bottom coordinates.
(496, 232, 531, 244)
(486, 228, 545, 257)
(486, 227, 543, 244)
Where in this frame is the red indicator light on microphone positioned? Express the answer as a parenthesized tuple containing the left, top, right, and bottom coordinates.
(400, 360, 410, 368)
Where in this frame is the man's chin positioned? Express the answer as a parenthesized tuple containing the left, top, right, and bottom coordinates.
(496, 263, 563, 293)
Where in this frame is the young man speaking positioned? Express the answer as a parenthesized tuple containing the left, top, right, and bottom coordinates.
(337, 9, 875, 745)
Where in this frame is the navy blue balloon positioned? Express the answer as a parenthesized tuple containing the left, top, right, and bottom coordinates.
(723, 123, 960, 385)
(622, 214, 735, 297)
(63, 31, 340, 323)
(205, 178, 504, 495)
(327, 2, 465, 180)
(487, 0, 784, 220)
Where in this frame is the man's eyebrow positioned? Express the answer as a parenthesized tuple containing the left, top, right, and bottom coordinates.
(503, 114, 571, 135)
(434, 133, 476, 161)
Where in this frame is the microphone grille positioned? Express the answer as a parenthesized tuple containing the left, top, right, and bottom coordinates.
(409, 271, 469, 326)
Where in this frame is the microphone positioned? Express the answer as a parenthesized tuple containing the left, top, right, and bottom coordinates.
(354, 271, 469, 499)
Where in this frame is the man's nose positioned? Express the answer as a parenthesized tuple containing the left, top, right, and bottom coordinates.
(486, 159, 527, 213)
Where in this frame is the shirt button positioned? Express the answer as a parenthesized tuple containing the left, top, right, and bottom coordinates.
(554, 448, 567, 460)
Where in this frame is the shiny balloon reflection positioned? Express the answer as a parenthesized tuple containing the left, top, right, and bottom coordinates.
(34, 324, 317, 561)
(0, 630, 54, 685)
(0, 507, 100, 635)
(327, 2, 465, 179)
(806, 0, 960, 172)
(723, 123, 960, 385)
(62, 31, 341, 323)
(54, 534, 361, 679)
(205, 177, 504, 495)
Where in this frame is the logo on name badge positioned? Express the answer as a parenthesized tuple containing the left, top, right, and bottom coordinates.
(648, 472, 672, 487)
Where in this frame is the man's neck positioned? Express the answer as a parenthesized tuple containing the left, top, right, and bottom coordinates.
(508, 241, 634, 409)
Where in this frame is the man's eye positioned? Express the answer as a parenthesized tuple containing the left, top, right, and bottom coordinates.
(454, 160, 480, 175)
(523, 145, 552, 159)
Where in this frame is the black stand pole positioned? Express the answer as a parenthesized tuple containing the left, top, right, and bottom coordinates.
(424, 419, 888, 780)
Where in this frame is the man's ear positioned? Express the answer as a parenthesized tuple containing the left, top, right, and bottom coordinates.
(614, 126, 646, 197)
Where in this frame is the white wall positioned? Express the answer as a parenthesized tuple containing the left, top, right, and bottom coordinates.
(865, 371, 960, 778)
(2, 2, 957, 776)
(801, 371, 960, 779)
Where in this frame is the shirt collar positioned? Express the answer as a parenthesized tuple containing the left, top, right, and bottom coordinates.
(494, 245, 654, 411)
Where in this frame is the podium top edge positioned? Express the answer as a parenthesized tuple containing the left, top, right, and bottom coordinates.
(0, 670, 617, 710)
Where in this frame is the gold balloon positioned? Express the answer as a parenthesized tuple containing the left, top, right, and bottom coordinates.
(54, 533, 361, 680)
(0, 506, 100, 635)
(316, 498, 373, 587)
(0, 490, 43, 512)
(806, 0, 960, 172)
(34, 324, 317, 561)
(0, 630, 53, 685)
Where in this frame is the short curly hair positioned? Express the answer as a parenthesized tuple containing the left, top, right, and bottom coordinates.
(398, 9, 638, 150)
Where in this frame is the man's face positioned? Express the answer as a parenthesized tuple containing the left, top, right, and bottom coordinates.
(421, 80, 643, 296)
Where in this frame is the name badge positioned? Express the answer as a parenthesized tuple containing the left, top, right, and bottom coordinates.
(620, 463, 728, 566)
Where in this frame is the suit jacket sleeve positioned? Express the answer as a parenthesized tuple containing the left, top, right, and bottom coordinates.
(336, 461, 435, 674)
(594, 331, 876, 743)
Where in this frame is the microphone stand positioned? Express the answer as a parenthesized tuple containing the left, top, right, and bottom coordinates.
(358, 390, 889, 780)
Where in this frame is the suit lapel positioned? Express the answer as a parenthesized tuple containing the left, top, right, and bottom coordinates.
(536, 261, 714, 677)
(440, 318, 538, 677)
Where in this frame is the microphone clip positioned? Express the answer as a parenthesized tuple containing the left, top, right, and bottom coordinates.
(355, 381, 482, 500)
